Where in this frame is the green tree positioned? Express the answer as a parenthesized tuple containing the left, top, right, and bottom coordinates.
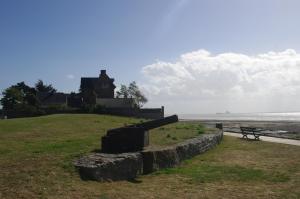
(0, 82, 39, 111)
(116, 85, 129, 98)
(128, 81, 148, 108)
(35, 79, 56, 93)
(116, 81, 148, 108)
(13, 82, 38, 106)
(0, 87, 23, 110)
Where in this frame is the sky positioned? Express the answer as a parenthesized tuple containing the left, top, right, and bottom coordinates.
(1, 0, 300, 114)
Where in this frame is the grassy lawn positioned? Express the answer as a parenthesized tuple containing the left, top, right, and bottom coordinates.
(0, 114, 299, 199)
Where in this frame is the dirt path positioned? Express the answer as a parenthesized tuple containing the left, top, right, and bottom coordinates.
(224, 132, 300, 146)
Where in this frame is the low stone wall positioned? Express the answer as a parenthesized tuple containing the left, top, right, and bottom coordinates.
(74, 131, 223, 181)
(74, 153, 143, 181)
(142, 132, 223, 174)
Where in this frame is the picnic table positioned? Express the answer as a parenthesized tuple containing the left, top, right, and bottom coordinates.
(240, 127, 264, 140)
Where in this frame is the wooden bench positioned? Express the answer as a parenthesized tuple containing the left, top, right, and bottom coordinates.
(240, 127, 264, 140)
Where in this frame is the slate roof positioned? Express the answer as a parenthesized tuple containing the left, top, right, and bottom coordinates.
(80, 78, 98, 90)
(80, 70, 116, 90)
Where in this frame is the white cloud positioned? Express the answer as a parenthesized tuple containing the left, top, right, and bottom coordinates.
(141, 49, 300, 114)
(66, 74, 75, 79)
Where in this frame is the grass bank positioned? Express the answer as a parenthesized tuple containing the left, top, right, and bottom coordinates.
(0, 114, 299, 199)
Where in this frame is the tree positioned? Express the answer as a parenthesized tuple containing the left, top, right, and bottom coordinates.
(116, 85, 129, 98)
(35, 79, 56, 93)
(0, 87, 23, 110)
(128, 81, 148, 108)
(0, 82, 39, 110)
(13, 82, 38, 106)
(116, 81, 148, 108)
(11, 82, 38, 106)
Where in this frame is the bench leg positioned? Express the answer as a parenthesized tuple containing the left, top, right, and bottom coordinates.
(242, 134, 248, 139)
(254, 135, 260, 140)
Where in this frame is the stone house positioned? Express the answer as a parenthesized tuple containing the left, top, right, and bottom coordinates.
(35, 69, 163, 118)
(37, 70, 137, 109)
(80, 70, 116, 105)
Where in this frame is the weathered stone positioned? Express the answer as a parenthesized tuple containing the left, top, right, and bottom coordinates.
(142, 147, 180, 174)
(142, 131, 223, 174)
(176, 133, 221, 161)
(74, 130, 223, 181)
(74, 152, 142, 181)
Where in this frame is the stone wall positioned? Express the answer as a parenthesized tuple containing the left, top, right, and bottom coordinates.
(96, 98, 135, 108)
(74, 130, 223, 181)
(136, 107, 164, 119)
(142, 132, 223, 174)
(98, 107, 164, 119)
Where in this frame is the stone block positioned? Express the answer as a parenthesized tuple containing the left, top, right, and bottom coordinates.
(74, 152, 142, 181)
(142, 147, 179, 174)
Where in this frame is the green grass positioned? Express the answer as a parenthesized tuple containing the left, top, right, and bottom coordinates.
(150, 122, 215, 147)
(157, 163, 289, 183)
(0, 114, 208, 157)
(0, 114, 299, 199)
(0, 114, 206, 176)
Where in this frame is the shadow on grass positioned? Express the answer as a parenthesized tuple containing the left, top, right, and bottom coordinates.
(127, 178, 143, 183)
(91, 148, 102, 153)
(239, 138, 261, 142)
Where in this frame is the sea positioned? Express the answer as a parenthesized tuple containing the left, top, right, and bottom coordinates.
(178, 112, 300, 121)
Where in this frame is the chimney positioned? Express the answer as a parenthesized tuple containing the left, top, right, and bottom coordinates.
(100, 70, 106, 75)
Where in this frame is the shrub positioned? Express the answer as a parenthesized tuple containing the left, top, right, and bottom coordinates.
(43, 104, 66, 114)
(80, 104, 95, 113)
(4, 104, 45, 118)
(197, 125, 205, 134)
(93, 104, 106, 113)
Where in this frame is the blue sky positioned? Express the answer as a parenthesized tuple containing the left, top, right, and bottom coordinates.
(1, 0, 300, 113)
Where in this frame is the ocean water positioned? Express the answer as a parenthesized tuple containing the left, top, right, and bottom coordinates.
(179, 112, 300, 121)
